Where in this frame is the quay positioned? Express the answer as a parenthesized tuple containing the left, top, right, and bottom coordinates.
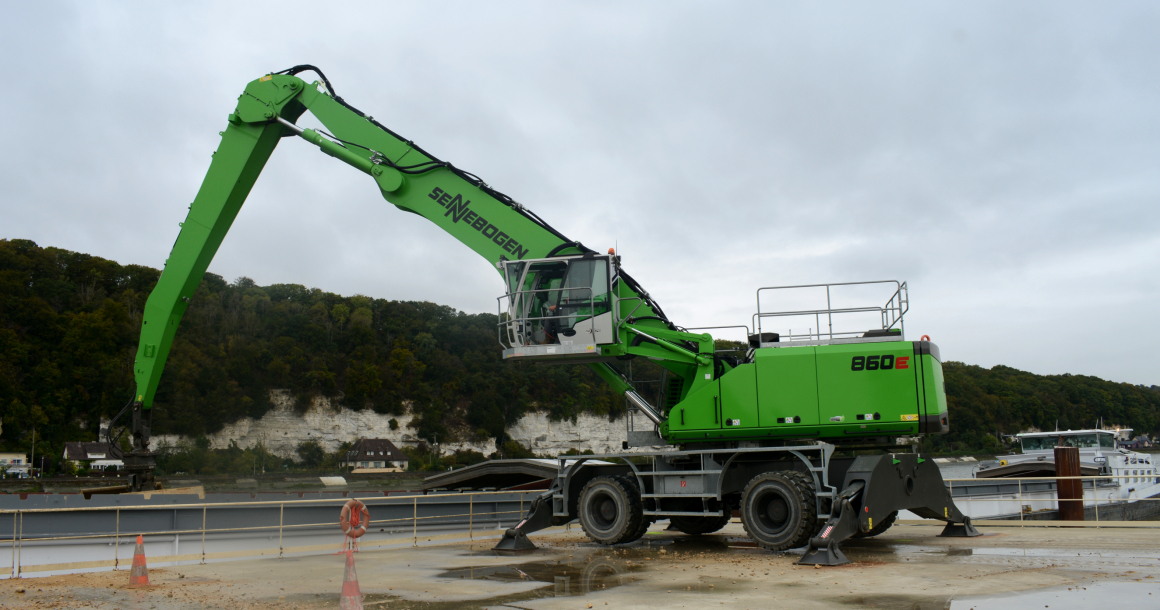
(1, 520, 1158, 609)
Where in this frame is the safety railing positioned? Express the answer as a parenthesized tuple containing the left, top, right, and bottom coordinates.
(753, 280, 907, 345)
(898, 474, 1160, 528)
(0, 489, 540, 579)
(6, 475, 1155, 578)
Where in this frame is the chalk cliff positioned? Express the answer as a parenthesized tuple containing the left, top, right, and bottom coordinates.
(152, 390, 629, 458)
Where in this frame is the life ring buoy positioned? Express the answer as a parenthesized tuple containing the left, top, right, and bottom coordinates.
(920, 334, 931, 341)
(340, 499, 370, 539)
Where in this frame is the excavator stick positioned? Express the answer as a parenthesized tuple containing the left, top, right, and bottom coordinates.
(799, 453, 981, 566)
(493, 491, 557, 552)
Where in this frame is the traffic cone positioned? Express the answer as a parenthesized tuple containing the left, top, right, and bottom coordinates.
(128, 535, 150, 587)
(339, 549, 363, 610)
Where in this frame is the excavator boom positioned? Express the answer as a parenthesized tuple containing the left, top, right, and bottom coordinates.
(116, 67, 673, 489)
(132, 68, 667, 413)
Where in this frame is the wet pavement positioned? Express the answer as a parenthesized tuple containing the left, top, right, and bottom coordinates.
(1, 521, 1158, 609)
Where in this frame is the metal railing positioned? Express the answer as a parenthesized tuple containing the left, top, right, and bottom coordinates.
(1, 490, 539, 579)
(754, 280, 908, 345)
(898, 474, 1160, 528)
(5, 475, 1154, 578)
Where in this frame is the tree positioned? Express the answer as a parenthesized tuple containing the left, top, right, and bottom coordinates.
(3, 238, 1156, 462)
(296, 440, 325, 469)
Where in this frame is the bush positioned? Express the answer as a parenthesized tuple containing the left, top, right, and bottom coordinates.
(296, 440, 325, 469)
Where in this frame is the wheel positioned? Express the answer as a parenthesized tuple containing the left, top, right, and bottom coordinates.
(740, 471, 817, 551)
(852, 510, 897, 538)
(578, 475, 644, 545)
(784, 471, 828, 536)
(612, 475, 654, 543)
(669, 513, 731, 535)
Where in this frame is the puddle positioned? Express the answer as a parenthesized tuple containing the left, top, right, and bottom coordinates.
(352, 537, 759, 609)
(838, 593, 961, 609)
(949, 581, 1159, 609)
(969, 547, 1160, 560)
(438, 556, 645, 595)
(833, 580, 1160, 610)
(337, 556, 645, 610)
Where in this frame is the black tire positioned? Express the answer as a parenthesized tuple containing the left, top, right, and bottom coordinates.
(784, 471, 827, 536)
(852, 510, 898, 538)
(669, 513, 731, 535)
(612, 474, 653, 543)
(578, 475, 644, 545)
(740, 471, 817, 551)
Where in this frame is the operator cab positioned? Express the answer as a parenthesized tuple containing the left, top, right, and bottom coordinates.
(499, 253, 618, 362)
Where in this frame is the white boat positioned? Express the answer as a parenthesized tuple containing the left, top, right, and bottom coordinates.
(908, 429, 1160, 521)
(977, 429, 1124, 479)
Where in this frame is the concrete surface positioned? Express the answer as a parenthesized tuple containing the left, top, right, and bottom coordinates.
(2, 522, 1159, 609)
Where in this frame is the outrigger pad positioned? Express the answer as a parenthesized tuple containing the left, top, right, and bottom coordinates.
(492, 492, 555, 553)
(797, 540, 850, 566)
(939, 516, 982, 538)
(798, 495, 860, 567)
(493, 528, 537, 552)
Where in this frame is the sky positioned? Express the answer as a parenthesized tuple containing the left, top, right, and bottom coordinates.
(2, 2, 1157, 385)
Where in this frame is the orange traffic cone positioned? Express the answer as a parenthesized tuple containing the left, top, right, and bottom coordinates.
(339, 549, 363, 610)
(128, 535, 150, 587)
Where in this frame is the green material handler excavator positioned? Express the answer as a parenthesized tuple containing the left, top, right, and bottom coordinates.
(113, 65, 979, 566)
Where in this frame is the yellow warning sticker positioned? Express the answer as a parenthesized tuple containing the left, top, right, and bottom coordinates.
(260, 75, 272, 82)
(901, 414, 919, 422)
(868, 517, 873, 530)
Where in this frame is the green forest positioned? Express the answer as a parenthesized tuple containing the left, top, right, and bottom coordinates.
(1, 239, 1157, 471)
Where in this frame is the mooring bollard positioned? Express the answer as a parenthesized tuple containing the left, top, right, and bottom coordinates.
(1055, 445, 1083, 521)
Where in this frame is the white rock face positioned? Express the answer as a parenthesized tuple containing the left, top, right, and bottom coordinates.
(151, 390, 627, 458)
(506, 412, 626, 455)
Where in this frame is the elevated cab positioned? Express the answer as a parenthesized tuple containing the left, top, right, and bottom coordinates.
(499, 253, 620, 363)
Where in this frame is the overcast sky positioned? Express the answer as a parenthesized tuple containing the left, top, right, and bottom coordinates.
(2, 2, 1157, 385)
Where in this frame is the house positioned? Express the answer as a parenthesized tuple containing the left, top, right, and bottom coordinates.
(344, 438, 408, 473)
(63, 442, 123, 471)
(1119, 435, 1152, 450)
(0, 452, 29, 477)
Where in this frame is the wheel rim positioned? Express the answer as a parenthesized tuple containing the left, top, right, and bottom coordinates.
(586, 489, 620, 533)
(752, 485, 794, 536)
